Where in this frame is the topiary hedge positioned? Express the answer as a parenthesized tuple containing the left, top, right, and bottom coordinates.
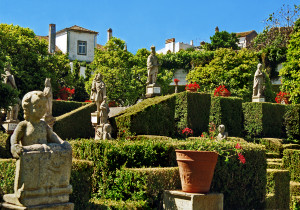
(243, 102, 286, 138)
(71, 138, 266, 209)
(210, 96, 243, 137)
(53, 103, 96, 139)
(0, 158, 94, 209)
(52, 100, 87, 117)
(0, 131, 12, 158)
(284, 104, 300, 142)
(175, 92, 211, 136)
(283, 149, 300, 182)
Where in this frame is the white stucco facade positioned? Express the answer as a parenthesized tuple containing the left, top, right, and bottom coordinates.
(157, 41, 194, 54)
(238, 37, 246, 49)
(170, 69, 188, 85)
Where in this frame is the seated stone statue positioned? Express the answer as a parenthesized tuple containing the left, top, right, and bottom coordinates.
(216, 124, 228, 141)
(3, 91, 73, 209)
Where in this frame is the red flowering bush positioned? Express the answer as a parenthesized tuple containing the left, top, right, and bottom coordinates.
(57, 86, 75, 101)
(235, 143, 246, 164)
(85, 100, 92, 103)
(108, 100, 118, 107)
(275, 91, 290, 104)
(214, 85, 231, 96)
(185, 82, 200, 90)
(182, 127, 193, 137)
(174, 78, 180, 84)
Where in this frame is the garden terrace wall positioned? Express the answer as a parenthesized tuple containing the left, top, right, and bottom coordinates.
(53, 103, 96, 139)
(52, 100, 87, 117)
(70, 138, 266, 209)
(283, 149, 300, 182)
(0, 159, 94, 208)
(210, 96, 243, 137)
(243, 102, 286, 138)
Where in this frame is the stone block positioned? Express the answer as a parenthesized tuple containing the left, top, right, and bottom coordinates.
(1, 202, 74, 210)
(163, 190, 223, 210)
(252, 96, 265, 102)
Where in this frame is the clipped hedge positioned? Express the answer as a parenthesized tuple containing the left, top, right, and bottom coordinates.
(52, 100, 87, 117)
(71, 138, 266, 209)
(0, 131, 12, 158)
(260, 138, 283, 154)
(266, 169, 290, 209)
(210, 96, 243, 137)
(175, 92, 211, 136)
(53, 103, 96, 139)
(284, 104, 300, 141)
(0, 158, 94, 209)
(243, 102, 286, 138)
(89, 198, 148, 209)
(283, 149, 300, 182)
(115, 94, 177, 137)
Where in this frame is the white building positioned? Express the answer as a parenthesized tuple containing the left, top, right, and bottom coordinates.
(236, 30, 257, 49)
(54, 25, 98, 63)
(157, 38, 194, 54)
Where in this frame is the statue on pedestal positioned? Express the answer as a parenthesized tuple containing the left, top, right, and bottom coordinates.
(253, 63, 264, 98)
(91, 73, 106, 112)
(42, 78, 56, 128)
(2, 91, 73, 209)
(147, 46, 160, 85)
(95, 96, 112, 140)
(217, 124, 228, 141)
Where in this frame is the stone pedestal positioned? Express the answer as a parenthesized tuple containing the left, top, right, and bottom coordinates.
(1, 202, 74, 210)
(1, 120, 19, 134)
(163, 190, 223, 210)
(146, 83, 161, 98)
(91, 112, 100, 126)
(95, 123, 112, 140)
(252, 96, 265, 102)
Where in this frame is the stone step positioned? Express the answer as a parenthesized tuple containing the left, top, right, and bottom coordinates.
(267, 162, 283, 169)
(267, 158, 282, 163)
(266, 152, 281, 158)
(290, 181, 300, 196)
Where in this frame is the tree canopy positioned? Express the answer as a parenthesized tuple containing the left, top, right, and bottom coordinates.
(204, 31, 239, 50)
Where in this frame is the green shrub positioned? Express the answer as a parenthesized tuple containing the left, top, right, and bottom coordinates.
(71, 138, 266, 209)
(52, 100, 87, 117)
(284, 104, 300, 142)
(0, 159, 15, 201)
(0, 131, 12, 158)
(89, 198, 148, 209)
(210, 96, 243, 137)
(283, 149, 300, 182)
(243, 102, 286, 138)
(266, 169, 290, 209)
(175, 92, 211, 136)
(260, 138, 283, 153)
(53, 103, 96, 139)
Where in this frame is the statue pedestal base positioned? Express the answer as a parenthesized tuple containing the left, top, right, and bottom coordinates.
(91, 112, 100, 127)
(95, 123, 112, 140)
(42, 115, 56, 129)
(146, 84, 161, 98)
(252, 96, 265, 102)
(1, 202, 74, 210)
(1, 120, 19, 134)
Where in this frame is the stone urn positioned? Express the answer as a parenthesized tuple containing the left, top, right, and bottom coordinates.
(175, 150, 218, 193)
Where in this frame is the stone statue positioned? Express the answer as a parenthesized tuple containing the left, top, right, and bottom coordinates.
(147, 46, 160, 85)
(2, 91, 73, 209)
(253, 63, 264, 97)
(43, 78, 53, 117)
(3, 62, 17, 89)
(217, 124, 228, 141)
(91, 73, 106, 112)
(100, 96, 110, 125)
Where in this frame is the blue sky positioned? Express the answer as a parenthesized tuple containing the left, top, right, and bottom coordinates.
(0, 0, 299, 53)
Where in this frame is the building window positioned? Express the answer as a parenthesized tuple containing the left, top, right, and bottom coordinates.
(78, 41, 87, 55)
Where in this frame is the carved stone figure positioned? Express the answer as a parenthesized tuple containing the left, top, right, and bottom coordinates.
(100, 96, 110, 125)
(2, 91, 73, 209)
(147, 46, 160, 85)
(43, 78, 53, 117)
(217, 124, 228, 141)
(253, 63, 264, 97)
(3, 62, 17, 89)
(91, 73, 106, 112)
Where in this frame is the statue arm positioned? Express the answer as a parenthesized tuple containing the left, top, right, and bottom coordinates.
(10, 122, 26, 158)
(43, 87, 51, 97)
(46, 124, 64, 144)
(9, 75, 17, 89)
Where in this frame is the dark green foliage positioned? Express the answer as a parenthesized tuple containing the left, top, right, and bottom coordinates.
(260, 138, 283, 154)
(0, 131, 12, 158)
(70, 159, 94, 210)
(73, 76, 90, 102)
(284, 105, 300, 142)
(210, 97, 243, 137)
(53, 103, 96, 139)
(204, 31, 239, 50)
(89, 198, 148, 209)
(52, 100, 87, 117)
(266, 169, 290, 209)
(243, 102, 286, 138)
(115, 94, 177, 137)
(0, 159, 15, 201)
(175, 92, 211, 136)
(283, 149, 300, 182)
(71, 138, 266, 209)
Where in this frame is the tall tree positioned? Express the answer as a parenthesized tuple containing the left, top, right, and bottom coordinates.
(204, 31, 239, 50)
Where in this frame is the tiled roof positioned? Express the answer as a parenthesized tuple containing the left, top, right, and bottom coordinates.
(36, 35, 61, 52)
(56, 25, 98, 35)
(96, 44, 105, 50)
(236, 30, 257, 37)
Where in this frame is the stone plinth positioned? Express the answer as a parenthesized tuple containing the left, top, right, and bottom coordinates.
(3, 143, 73, 208)
(1, 202, 74, 210)
(163, 190, 223, 210)
(1, 120, 19, 134)
(146, 84, 161, 98)
(252, 96, 265, 102)
(91, 112, 100, 126)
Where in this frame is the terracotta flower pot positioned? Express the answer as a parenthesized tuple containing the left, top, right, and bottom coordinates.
(186, 88, 197, 92)
(175, 150, 218, 193)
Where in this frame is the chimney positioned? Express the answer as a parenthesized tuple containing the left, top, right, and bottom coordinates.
(107, 28, 112, 42)
(215, 26, 219, 33)
(165, 38, 175, 44)
(190, 40, 194, 46)
(124, 43, 127, 51)
(48, 24, 56, 54)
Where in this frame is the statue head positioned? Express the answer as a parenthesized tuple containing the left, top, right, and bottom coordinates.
(150, 45, 156, 54)
(45, 78, 51, 87)
(4, 62, 11, 73)
(96, 73, 103, 81)
(22, 91, 47, 122)
(257, 63, 262, 71)
(218, 124, 225, 133)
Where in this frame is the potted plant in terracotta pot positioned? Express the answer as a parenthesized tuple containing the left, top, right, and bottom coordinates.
(214, 85, 231, 97)
(185, 82, 200, 92)
(176, 130, 245, 193)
